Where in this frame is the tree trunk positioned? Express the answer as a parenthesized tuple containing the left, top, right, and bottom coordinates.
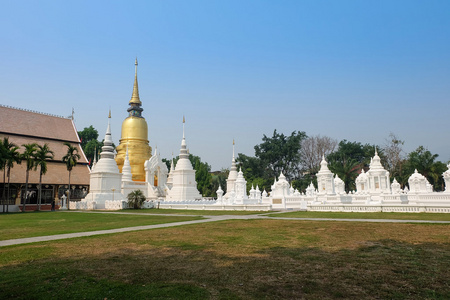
(67, 171, 71, 210)
(23, 170, 29, 212)
(38, 172, 43, 211)
(2, 169, 5, 213)
(6, 167, 11, 213)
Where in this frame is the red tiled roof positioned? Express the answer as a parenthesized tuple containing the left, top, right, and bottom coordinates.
(0, 106, 79, 142)
(0, 106, 90, 185)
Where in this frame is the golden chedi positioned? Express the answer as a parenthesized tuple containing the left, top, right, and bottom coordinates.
(115, 59, 152, 181)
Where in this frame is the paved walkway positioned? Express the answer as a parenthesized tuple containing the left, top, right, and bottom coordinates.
(1, 211, 449, 247)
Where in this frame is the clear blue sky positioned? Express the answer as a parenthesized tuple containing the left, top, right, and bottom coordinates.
(1, 0, 449, 170)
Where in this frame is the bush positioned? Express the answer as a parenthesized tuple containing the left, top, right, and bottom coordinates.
(127, 190, 146, 209)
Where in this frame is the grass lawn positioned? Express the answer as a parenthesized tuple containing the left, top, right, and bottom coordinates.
(0, 219, 449, 299)
(0, 211, 202, 241)
(119, 208, 265, 215)
(270, 210, 450, 221)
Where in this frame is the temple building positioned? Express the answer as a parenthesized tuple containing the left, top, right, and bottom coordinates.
(0, 105, 90, 210)
(115, 58, 152, 181)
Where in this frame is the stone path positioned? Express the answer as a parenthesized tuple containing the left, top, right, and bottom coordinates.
(1, 211, 449, 247)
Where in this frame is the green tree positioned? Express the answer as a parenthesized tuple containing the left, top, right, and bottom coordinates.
(329, 158, 359, 192)
(4, 141, 21, 213)
(34, 144, 54, 211)
(236, 130, 307, 193)
(78, 126, 101, 165)
(84, 139, 102, 165)
(210, 168, 229, 196)
(21, 143, 38, 212)
(254, 130, 307, 181)
(62, 142, 80, 210)
(127, 190, 146, 209)
(78, 125, 99, 148)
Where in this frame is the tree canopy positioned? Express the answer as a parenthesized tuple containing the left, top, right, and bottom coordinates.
(78, 125, 109, 165)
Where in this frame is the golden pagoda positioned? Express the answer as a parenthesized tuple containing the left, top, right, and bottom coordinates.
(115, 58, 152, 181)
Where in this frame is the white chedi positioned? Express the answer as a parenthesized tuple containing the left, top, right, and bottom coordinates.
(82, 114, 125, 209)
(316, 155, 335, 195)
(166, 156, 175, 189)
(366, 149, 391, 194)
(249, 185, 262, 202)
(408, 169, 432, 193)
(305, 182, 317, 197)
(443, 164, 450, 193)
(355, 169, 369, 194)
(121, 146, 133, 182)
(165, 120, 202, 201)
(334, 175, 345, 194)
(391, 178, 402, 194)
(216, 184, 224, 203)
(233, 168, 248, 204)
(224, 140, 238, 200)
(271, 172, 291, 199)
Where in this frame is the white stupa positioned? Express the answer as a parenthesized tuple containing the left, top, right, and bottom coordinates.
(165, 118, 202, 201)
(233, 167, 248, 204)
(224, 140, 238, 199)
(166, 155, 175, 189)
(271, 172, 291, 199)
(366, 148, 391, 194)
(82, 112, 125, 208)
(334, 175, 345, 194)
(443, 164, 450, 193)
(355, 169, 369, 194)
(316, 155, 335, 195)
(408, 169, 432, 193)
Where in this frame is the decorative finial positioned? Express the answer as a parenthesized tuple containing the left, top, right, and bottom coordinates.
(130, 58, 141, 105)
(182, 115, 185, 139)
(232, 139, 235, 159)
(108, 109, 111, 118)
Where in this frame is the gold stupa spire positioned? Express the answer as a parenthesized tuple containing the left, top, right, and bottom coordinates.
(130, 57, 141, 105)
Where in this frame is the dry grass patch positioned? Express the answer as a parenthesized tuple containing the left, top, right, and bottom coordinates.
(0, 219, 449, 299)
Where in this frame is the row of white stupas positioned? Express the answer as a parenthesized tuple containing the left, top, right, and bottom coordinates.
(72, 115, 450, 212)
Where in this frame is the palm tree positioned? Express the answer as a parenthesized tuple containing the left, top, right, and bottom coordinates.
(34, 144, 54, 211)
(5, 143, 21, 213)
(21, 143, 38, 212)
(329, 158, 360, 193)
(127, 190, 146, 209)
(62, 142, 80, 210)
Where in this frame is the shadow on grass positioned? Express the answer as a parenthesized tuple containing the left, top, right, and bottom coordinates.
(0, 239, 449, 299)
